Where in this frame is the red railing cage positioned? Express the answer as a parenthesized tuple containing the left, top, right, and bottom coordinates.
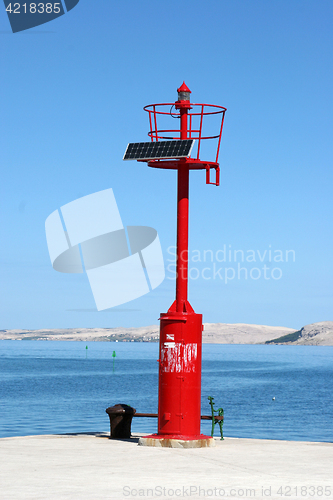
(143, 102, 227, 185)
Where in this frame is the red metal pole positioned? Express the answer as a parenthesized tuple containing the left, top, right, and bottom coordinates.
(176, 106, 189, 312)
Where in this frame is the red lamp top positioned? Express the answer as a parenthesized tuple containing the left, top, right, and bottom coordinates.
(176, 82, 191, 109)
(177, 82, 191, 94)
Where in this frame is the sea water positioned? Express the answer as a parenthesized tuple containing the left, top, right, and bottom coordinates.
(0, 341, 332, 442)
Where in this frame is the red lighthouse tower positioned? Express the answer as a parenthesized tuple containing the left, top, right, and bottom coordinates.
(124, 83, 226, 447)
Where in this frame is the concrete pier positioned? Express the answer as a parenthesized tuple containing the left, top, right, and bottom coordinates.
(0, 433, 331, 499)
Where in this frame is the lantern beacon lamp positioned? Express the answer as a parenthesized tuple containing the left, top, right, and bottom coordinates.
(123, 83, 226, 447)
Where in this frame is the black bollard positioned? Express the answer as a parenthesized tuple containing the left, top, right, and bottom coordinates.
(105, 404, 136, 439)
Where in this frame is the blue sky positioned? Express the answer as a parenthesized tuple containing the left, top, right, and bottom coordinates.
(1, 0, 332, 330)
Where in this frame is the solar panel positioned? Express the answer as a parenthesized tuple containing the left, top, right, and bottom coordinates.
(123, 140, 195, 161)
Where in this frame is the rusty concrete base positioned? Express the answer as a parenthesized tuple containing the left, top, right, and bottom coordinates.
(138, 434, 215, 448)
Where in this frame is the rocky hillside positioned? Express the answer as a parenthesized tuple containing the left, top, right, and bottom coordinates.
(0, 326, 159, 343)
(266, 321, 333, 346)
(1, 321, 332, 345)
(202, 323, 296, 344)
(0, 323, 295, 344)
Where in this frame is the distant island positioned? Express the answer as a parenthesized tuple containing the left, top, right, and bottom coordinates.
(1, 321, 332, 345)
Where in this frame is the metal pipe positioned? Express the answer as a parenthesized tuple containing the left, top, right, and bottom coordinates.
(175, 105, 189, 312)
